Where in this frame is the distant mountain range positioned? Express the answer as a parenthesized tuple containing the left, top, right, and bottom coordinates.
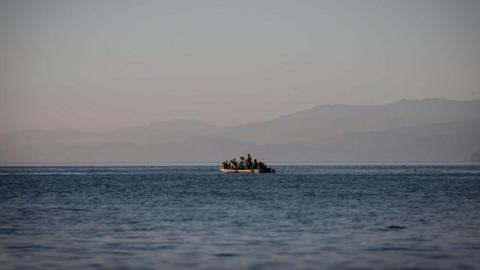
(221, 98, 480, 144)
(1, 98, 479, 163)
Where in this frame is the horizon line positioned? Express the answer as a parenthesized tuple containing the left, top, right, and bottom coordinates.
(1, 161, 479, 167)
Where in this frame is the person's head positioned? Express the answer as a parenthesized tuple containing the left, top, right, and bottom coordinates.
(240, 156, 244, 160)
(254, 159, 257, 163)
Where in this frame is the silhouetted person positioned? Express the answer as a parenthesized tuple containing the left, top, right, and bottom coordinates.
(253, 159, 258, 170)
(232, 158, 238, 169)
(239, 156, 245, 169)
(258, 161, 266, 171)
(246, 154, 252, 169)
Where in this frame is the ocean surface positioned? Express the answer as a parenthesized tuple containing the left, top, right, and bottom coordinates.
(1, 165, 480, 270)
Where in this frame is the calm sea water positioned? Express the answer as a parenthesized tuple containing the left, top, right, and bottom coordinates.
(1, 165, 480, 270)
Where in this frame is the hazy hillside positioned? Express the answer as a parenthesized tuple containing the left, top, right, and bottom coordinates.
(1, 99, 479, 163)
(221, 98, 480, 144)
(0, 120, 220, 148)
(291, 118, 480, 162)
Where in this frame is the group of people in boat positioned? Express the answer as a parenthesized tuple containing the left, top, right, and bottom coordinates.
(222, 153, 269, 171)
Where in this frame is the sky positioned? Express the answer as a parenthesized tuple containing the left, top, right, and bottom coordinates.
(0, 0, 479, 132)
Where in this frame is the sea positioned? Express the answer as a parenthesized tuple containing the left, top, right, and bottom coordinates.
(0, 164, 479, 270)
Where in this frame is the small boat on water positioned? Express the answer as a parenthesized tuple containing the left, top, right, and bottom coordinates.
(221, 154, 275, 174)
(220, 168, 275, 174)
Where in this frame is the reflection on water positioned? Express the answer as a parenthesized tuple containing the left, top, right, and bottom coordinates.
(0, 165, 479, 269)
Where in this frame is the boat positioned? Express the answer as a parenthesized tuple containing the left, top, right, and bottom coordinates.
(221, 154, 275, 174)
(220, 168, 275, 174)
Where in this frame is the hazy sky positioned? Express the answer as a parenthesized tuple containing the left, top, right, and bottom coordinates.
(1, 0, 479, 132)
